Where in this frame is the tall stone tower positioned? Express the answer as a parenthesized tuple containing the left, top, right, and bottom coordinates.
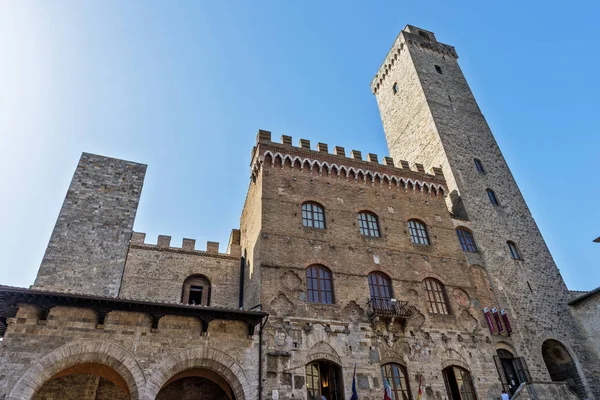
(372, 25, 600, 398)
(33, 152, 146, 297)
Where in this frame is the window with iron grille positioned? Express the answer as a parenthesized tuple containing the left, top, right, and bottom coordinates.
(474, 158, 485, 173)
(487, 189, 499, 205)
(302, 202, 326, 229)
(408, 219, 429, 245)
(306, 265, 334, 304)
(381, 363, 413, 400)
(507, 241, 522, 260)
(358, 211, 381, 237)
(456, 228, 477, 252)
(423, 278, 450, 314)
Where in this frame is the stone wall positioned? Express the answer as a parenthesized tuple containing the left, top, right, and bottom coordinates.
(570, 290, 600, 359)
(0, 304, 259, 400)
(33, 153, 146, 297)
(120, 233, 241, 308)
(373, 25, 600, 398)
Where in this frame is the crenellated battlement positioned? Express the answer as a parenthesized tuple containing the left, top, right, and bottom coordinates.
(251, 129, 446, 196)
(370, 25, 457, 94)
(130, 232, 241, 258)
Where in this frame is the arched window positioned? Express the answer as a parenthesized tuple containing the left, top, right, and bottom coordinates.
(507, 241, 521, 260)
(358, 211, 381, 237)
(423, 278, 450, 314)
(306, 360, 343, 400)
(302, 202, 326, 229)
(408, 219, 429, 245)
(306, 265, 334, 304)
(368, 272, 393, 300)
(456, 228, 477, 252)
(443, 366, 477, 400)
(381, 363, 412, 400)
(182, 275, 211, 306)
(474, 158, 485, 173)
(487, 189, 499, 205)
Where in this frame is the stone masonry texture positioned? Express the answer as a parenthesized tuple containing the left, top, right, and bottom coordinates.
(0, 24, 598, 400)
(373, 25, 600, 398)
(33, 152, 146, 297)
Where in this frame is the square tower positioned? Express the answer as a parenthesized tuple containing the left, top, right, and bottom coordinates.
(33, 153, 146, 297)
(372, 25, 600, 398)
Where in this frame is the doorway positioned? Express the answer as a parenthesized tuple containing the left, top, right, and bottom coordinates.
(305, 360, 344, 400)
(542, 339, 585, 398)
(442, 366, 477, 400)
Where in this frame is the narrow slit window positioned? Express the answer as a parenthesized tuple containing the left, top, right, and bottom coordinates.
(435, 65, 442, 74)
(487, 189, 499, 206)
(393, 82, 398, 94)
(508, 241, 522, 260)
(474, 158, 485, 173)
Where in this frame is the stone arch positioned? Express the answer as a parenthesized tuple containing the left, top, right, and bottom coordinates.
(145, 346, 250, 400)
(307, 340, 342, 365)
(379, 349, 409, 366)
(495, 340, 518, 355)
(533, 332, 590, 398)
(8, 340, 146, 400)
(440, 349, 471, 372)
(541, 338, 587, 398)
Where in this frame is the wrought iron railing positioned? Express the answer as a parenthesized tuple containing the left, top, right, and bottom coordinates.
(368, 297, 415, 319)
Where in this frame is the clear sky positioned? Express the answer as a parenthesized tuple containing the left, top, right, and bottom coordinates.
(1, 1, 598, 291)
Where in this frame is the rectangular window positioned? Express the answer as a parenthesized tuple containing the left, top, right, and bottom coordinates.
(188, 286, 203, 305)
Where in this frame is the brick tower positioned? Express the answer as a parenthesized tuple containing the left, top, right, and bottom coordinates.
(372, 25, 600, 398)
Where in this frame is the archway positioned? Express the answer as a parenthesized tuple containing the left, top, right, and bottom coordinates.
(33, 363, 130, 400)
(145, 347, 250, 400)
(305, 359, 344, 400)
(157, 368, 234, 400)
(542, 339, 585, 398)
(495, 349, 519, 396)
(442, 366, 478, 400)
(8, 340, 145, 400)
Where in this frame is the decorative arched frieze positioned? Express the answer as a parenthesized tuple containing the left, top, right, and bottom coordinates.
(254, 151, 446, 195)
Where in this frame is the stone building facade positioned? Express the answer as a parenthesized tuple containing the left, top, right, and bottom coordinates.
(0, 25, 598, 400)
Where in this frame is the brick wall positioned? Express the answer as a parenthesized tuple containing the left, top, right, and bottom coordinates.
(246, 139, 507, 399)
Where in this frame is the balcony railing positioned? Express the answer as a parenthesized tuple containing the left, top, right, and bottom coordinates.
(368, 297, 415, 319)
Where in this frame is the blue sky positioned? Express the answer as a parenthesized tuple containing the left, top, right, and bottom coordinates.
(0, 1, 598, 291)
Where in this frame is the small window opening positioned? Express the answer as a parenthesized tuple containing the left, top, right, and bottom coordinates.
(474, 158, 485, 173)
(418, 31, 429, 39)
(508, 241, 522, 260)
(435, 65, 443, 74)
(188, 286, 203, 305)
(487, 189, 499, 206)
(392, 82, 398, 94)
